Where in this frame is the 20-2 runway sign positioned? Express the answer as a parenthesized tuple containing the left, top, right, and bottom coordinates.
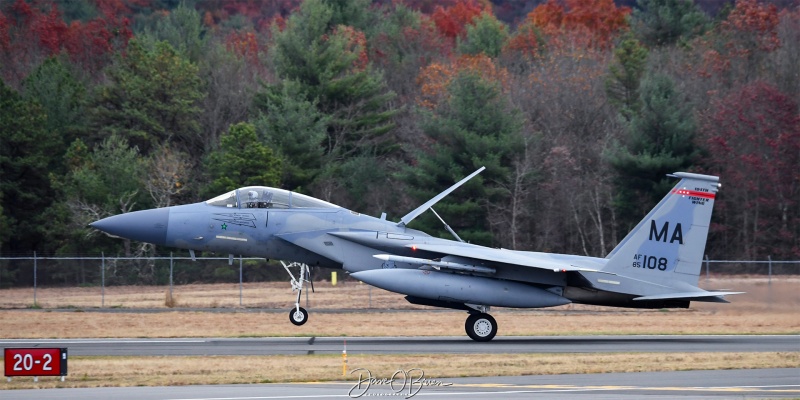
(4, 348, 68, 379)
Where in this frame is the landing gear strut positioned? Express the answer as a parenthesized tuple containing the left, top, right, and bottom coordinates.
(282, 261, 313, 326)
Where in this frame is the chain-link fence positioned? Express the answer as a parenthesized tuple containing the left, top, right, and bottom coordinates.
(702, 257, 800, 282)
(0, 254, 797, 308)
(0, 253, 296, 288)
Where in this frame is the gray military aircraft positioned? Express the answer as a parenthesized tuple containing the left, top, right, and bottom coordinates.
(91, 168, 741, 341)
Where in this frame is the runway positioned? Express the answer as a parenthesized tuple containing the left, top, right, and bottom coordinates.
(1, 335, 797, 356)
(3, 335, 798, 398)
(5, 368, 800, 399)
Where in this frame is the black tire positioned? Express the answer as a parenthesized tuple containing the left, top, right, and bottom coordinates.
(465, 313, 497, 342)
(289, 307, 309, 326)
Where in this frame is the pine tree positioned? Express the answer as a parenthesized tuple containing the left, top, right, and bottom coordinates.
(0, 80, 60, 253)
(403, 71, 524, 245)
(608, 74, 699, 228)
(202, 123, 282, 199)
(631, 0, 708, 47)
(269, 0, 397, 159)
(457, 13, 509, 58)
(253, 83, 328, 192)
(92, 39, 204, 157)
(22, 57, 88, 170)
(263, 0, 397, 208)
(605, 35, 648, 121)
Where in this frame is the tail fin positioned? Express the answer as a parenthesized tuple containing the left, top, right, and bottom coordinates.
(603, 172, 720, 287)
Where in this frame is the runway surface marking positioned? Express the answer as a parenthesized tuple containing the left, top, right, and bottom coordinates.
(0, 339, 205, 344)
(160, 383, 800, 399)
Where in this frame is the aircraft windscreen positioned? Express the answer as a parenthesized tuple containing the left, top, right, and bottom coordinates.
(206, 187, 339, 209)
(206, 190, 238, 208)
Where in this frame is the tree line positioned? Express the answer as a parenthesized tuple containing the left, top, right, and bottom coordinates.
(1, 0, 798, 286)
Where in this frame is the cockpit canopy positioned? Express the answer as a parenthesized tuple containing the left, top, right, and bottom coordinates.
(205, 187, 340, 209)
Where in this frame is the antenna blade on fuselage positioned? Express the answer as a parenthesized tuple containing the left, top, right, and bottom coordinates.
(398, 167, 485, 227)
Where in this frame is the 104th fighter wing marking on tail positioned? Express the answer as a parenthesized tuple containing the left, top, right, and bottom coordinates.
(91, 168, 742, 341)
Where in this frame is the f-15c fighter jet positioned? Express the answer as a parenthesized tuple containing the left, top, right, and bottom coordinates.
(91, 168, 741, 341)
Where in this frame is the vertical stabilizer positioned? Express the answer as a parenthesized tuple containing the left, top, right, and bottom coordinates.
(603, 172, 720, 286)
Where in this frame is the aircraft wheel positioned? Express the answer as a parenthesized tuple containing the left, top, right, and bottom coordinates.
(289, 307, 309, 326)
(465, 313, 497, 342)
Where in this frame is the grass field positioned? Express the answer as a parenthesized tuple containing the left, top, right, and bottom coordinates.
(2, 352, 798, 390)
(1, 276, 797, 390)
(0, 276, 798, 338)
(2, 275, 797, 312)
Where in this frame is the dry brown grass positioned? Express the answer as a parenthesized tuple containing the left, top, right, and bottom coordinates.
(1, 307, 797, 338)
(0, 275, 795, 312)
(1, 352, 797, 390)
(0, 276, 797, 338)
(2, 276, 795, 390)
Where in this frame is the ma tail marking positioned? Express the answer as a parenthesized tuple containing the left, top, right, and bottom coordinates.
(648, 220, 683, 244)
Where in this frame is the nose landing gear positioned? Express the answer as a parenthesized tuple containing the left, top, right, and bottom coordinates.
(290, 306, 308, 325)
(282, 261, 313, 326)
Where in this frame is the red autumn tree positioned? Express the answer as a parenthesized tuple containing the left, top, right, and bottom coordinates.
(225, 31, 262, 64)
(196, 0, 301, 32)
(0, 0, 67, 85)
(371, 11, 453, 65)
(430, 0, 489, 39)
(701, 82, 800, 259)
(0, 0, 131, 86)
(0, 12, 9, 51)
(505, 20, 546, 60)
(526, 0, 630, 49)
(723, 0, 781, 52)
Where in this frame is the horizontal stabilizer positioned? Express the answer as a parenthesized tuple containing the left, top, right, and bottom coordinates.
(633, 291, 744, 302)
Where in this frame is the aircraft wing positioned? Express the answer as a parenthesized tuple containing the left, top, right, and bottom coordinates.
(325, 231, 606, 274)
(401, 243, 605, 273)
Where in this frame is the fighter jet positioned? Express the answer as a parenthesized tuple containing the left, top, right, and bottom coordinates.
(91, 168, 741, 341)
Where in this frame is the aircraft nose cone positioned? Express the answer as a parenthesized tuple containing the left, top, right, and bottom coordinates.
(90, 208, 170, 245)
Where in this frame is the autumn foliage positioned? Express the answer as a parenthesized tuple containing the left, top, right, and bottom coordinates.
(333, 25, 369, 72)
(197, 0, 301, 32)
(225, 31, 264, 60)
(0, 0, 132, 84)
(1, 0, 799, 267)
(431, 0, 490, 39)
(417, 53, 509, 108)
(526, 0, 630, 49)
(702, 82, 800, 258)
(698, 0, 782, 81)
(723, 0, 781, 52)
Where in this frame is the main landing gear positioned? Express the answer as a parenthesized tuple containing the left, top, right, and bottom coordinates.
(282, 261, 313, 326)
(464, 305, 497, 342)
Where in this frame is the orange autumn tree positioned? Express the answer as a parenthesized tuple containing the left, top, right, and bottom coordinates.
(431, 0, 491, 39)
(525, 0, 631, 49)
(723, 0, 781, 53)
(698, 0, 781, 84)
(225, 31, 261, 62)
(417, 53, 510, 109)
(505, 19, 546, 60)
